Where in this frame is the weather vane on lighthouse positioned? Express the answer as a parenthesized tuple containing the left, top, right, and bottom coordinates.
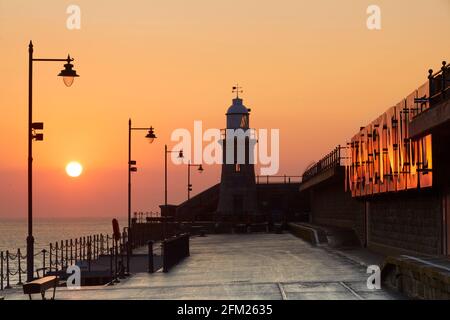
(232, 84, 243, 98)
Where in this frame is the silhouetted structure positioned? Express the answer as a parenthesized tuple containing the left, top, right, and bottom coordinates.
(299, 61, 450, 256)
(217, 89, 258, 217)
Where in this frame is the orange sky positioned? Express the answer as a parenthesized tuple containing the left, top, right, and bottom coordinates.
(0, 0, 449, 218)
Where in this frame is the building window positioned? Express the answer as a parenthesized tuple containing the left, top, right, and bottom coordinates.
(240, 115, 249, 128)
(235, 164, 241, 172)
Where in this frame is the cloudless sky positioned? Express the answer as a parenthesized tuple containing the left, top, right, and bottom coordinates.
(0, 0, 449, 218)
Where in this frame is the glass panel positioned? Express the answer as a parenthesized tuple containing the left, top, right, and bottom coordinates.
(240, 115, 249, 128)
(346, 82, 434, 197)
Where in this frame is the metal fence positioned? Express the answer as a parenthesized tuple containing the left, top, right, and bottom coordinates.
(0, 231, 129, 290)
(412, 61, 449, 119)
(133, 211, 161, 224)
(302, 146, 344, 182)
(429, 61, 449, 104)
(162, 233, 190, 273)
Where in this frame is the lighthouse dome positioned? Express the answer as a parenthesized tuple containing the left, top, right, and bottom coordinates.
(227, 98, 249, 115)
(226, 97, 250, 129)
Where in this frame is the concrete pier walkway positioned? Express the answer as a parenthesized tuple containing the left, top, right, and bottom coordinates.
(2, 233, 404, 300)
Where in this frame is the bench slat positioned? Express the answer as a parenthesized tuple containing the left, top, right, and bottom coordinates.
(23, 276, 58, 294)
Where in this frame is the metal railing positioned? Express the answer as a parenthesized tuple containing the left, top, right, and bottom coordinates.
(428, 61, 449, 103)
(256, 175, 302, 184)
(1, 230, 129, 290)
(302, 146, 343, 182)
(0, 249, 31, 289)
(412, 61, 450, 119)
(162, 233, 189, 273)
(133, 211, 161, 224)
(220, 128, 257, 140)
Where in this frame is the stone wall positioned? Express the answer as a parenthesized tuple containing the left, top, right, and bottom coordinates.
(368, 190, 442, 255)
(382, 255, 450, 299)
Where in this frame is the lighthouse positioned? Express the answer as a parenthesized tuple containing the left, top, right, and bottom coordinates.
(217, 86, 258, 217)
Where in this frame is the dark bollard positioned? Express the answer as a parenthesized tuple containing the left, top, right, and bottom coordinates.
(94, 235, 98, 259)
(87, 241, 92, 272)
(119, 244, 125, 279)
(17, 248, 22, 285)
(70, 239, 73, 265)
(65, 240, 69, 268)
(0, 251, 3, 290)
(75, 239, 78, 262)
(42, 249, 47, 276)
(61, 240, 64, 268)
(82, 237, 86, 260)
(125, 241, 130, 276)
(147, 241, 154, 273)
(100, 234, 104, 255)
(92, 236, 95, 259)
(114, 241, 120, 283)
(108, 248, 114, 286)
(5, 250, 11, 289)
(79, 237, 82, 260)
(55, 242, 59, 271)
(49, 244, 53, 272)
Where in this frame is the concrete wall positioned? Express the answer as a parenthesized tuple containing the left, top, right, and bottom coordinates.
(306, 167, 366, 245)
(256, 183, 306, 223)
(175, 182, 307, 223)
(367, 190, 443, 255)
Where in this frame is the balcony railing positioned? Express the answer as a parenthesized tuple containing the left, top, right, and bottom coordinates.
(302, 146, 346, 183)
(429, 61, 449, 104)
(413, 61, 450, 118)
(220, 128, 257, 140)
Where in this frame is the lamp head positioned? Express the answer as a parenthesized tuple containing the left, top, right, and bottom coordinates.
(58, 55, 79, 87)
(145, 126, 157, 143)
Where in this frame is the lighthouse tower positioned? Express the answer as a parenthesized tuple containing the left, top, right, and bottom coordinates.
(217, 86, 258, 217)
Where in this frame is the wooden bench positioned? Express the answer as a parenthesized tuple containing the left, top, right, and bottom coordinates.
(23, 276, 58, 300)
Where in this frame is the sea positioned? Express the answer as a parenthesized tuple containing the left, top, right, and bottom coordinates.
(0, 217, 128, 253)
(0, 217, 126, 285)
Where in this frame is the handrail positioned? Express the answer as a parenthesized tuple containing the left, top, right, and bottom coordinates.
(428, 61, 449, 104)
(302, 145, 344, 182)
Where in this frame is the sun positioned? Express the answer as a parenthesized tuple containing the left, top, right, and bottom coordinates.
(65, 161, 83, 177)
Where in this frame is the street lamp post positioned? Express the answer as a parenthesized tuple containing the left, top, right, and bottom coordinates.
(187, 161, 204, 200)
(128, 119, 156, 254)
(164, 145, 184, 206)
(27, 41, 79, 282)
(163, 144, 183, 238)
